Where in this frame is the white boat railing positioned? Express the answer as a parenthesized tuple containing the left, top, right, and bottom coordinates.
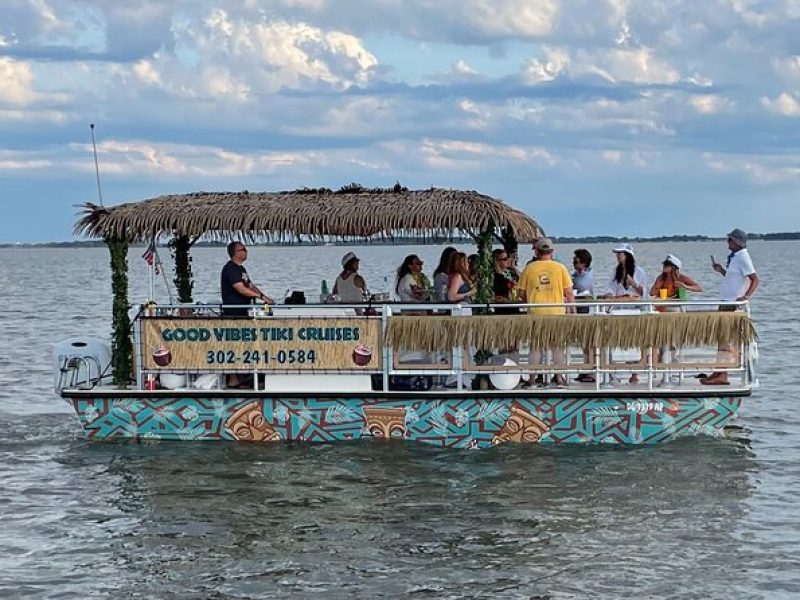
(132, 299, 755, 393)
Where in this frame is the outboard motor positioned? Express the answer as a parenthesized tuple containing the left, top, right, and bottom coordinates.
(53, 338, 112, 392)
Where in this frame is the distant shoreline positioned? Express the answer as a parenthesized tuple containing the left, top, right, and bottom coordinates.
(1, 232, 799, 248)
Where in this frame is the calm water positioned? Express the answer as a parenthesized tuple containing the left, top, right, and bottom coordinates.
(1, 242, 798, 599)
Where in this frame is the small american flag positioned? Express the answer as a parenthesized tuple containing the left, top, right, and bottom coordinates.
(142, 240, 160, 274)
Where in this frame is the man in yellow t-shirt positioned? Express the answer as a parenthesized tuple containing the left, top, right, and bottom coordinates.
(518, 238, 574, 315)
(518, 238, 574, 386)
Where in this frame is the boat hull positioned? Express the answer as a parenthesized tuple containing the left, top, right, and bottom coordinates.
(63, 391, 746, 448)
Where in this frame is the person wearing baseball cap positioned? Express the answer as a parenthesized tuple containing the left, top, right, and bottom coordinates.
(703, 228, 759, 385)
(711, 229, 758, 303)
(518, 237, 574, 387)
(332, 251, 368, 302)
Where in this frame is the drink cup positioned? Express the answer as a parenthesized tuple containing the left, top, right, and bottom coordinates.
(659, 288, 668, 300)
(677, 287, 687, 300)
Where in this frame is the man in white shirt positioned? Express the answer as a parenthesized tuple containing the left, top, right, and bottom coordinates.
(702, 228, 759, 385)
(714, 228, 759, 302)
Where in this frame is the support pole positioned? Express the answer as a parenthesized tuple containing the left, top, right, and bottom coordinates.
(475, 227, 494, 305)
(107, 236, 132, 388)
(170, 235, 194, 303)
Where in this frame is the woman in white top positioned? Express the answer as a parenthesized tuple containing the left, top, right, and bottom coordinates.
(606, 243, 648, 297)
(333, 251, 367, 302)
(605, 243, 648, 384)
(395, 254, 430, 302)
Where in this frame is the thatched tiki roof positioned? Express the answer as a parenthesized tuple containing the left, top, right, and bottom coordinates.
(74, 187, 544, 242)
(386, 312, 758, 352)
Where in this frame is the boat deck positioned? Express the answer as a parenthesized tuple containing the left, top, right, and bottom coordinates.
(63, 377, 751, 398)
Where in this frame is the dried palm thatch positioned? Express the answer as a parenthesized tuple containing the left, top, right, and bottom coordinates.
(74, 186, 544, 243)
(386, 312, 757, 352)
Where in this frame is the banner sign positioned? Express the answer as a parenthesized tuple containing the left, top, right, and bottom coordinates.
(141, 318, 382, 371)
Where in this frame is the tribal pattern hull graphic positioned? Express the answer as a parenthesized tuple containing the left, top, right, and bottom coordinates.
(67, 395, 743, 448)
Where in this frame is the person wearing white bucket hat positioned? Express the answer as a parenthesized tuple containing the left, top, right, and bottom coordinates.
(333, 251, 367, 302)
(606, 243, 648, 297)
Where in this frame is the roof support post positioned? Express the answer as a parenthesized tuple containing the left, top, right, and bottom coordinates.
(475, 227, 494, 305)
(169, 235, 194, 303)
(106, 235, 132, 388)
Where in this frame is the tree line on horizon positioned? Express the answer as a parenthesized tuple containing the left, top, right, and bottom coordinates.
(2, 231, 799, 248)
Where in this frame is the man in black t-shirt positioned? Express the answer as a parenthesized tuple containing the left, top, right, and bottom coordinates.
(221, 241, 274, 316)
(492, 248, 519, 315)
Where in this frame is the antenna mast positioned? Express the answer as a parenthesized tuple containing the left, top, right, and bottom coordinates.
(89, 123, 104, 207)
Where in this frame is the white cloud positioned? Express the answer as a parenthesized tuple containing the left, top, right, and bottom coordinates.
(430, 59, 483, 84)
(580, 47, 681, 84)
(703, 151, 800, 184)
(0, 58, 36, 104)
(0, 107, 72, 123)
(421, 138, 556, 169)
(600, 149, 649, 167)
(761, 92, 800, 116)
(69, 139, 319, 177)
(523, 44, 681, 85)
(111, 9, 378, 102)
(467, 0, 559, 37)
(774, 55, 800, 77)
(0, 150, 51, 169)
(689, 94, 730, 114)
(132, 59, 162, 86)
(451, 60, 477, 76)
(523, 46, 570, 83)
(281, 96, 402, 136)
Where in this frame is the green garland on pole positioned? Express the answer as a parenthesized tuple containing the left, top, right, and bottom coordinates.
(169, 235, 194, 303)
(107, 236, 132, 388)
(471, 227, 495, 387)
(475, 228, 494, 305)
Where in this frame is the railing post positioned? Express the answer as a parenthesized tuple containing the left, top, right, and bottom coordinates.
(134, 311, 143, 390)
(453, 304, 464, 390)
(382, 305, 391, 392)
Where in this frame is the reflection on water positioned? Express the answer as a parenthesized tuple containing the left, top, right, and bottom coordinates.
(1, 243, 799, 598)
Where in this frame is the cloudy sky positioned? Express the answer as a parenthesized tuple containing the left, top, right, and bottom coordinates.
(2, 0, 799, 242)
